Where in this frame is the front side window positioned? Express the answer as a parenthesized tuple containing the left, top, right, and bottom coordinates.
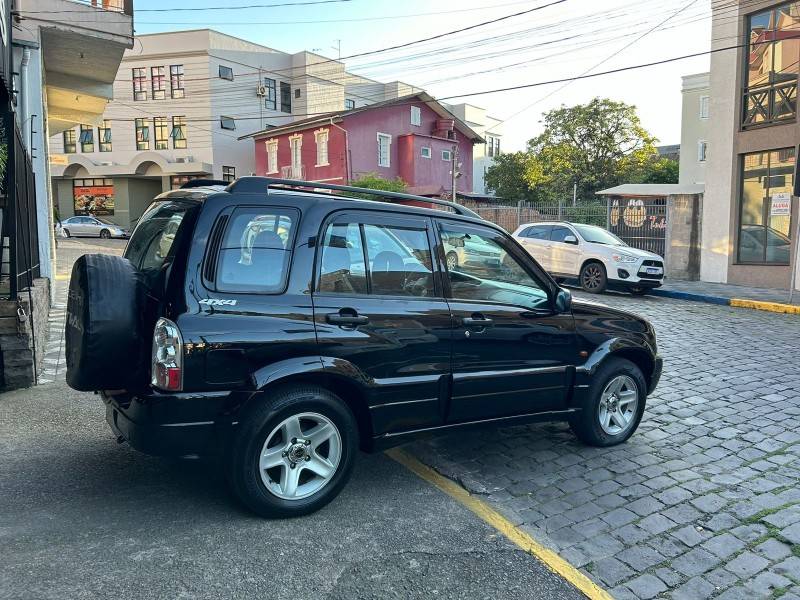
(215, 208, 296, 293)
(79, 125, 94, 153)
(280, 82, 292, 113)
(172, 116, 187, 149)
(440, 223, 549, 309)
(222, 166, 236, 182)
(377, 133, 391, 167)
(742, 2, 800, 127)
(264, 78, 277, 110)
(315, 129, 329, 166)
(170, 65, 185, 98)
(98, 120, 112, 152)
(549, 226, 575, 243)
(266, 140, 278, 174)
(63, 129, 77, 153)
(154, 117, 169, 150)
(132, 67, 147, 101)
(738, 147, 795, 264)
(151, 66, 166, 100)
(135, 118, 150, 151)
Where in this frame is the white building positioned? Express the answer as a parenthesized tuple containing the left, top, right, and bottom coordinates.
(678, 72, 710, 186)
(446, 102, 503, 196)
(48, 29, 424, 228)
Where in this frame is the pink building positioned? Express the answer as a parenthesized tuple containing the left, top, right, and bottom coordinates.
(245, 93, 482, 196)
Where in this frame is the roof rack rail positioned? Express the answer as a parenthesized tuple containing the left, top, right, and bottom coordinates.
(226, 176, 481, 219)
(180, 178, 229, 189)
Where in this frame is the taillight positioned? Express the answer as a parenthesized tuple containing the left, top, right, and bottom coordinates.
(151, 318, 183, 391)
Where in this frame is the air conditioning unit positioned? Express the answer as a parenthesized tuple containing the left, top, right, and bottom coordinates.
(256, 85, 267, 97)
(175, 156, 194, 164)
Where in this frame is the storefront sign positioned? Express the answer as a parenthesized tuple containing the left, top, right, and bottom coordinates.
(74, 183, 115, 216)
(771, 192, 791, 217)
(50, 154, 69, 166)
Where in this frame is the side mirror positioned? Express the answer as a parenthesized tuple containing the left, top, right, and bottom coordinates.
(555, 287, 572, 313)
(564, 235, 578, 245)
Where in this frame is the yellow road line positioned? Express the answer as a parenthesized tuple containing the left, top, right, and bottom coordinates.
(730, 298, 800, 315)
(386, 448, 614, 600)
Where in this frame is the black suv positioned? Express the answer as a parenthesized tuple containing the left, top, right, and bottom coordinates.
(66, 177, 662, 518)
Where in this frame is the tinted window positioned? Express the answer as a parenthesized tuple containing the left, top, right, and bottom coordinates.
(319, 222, 368, 295)
(216, 208, 297, 293)
(522, 225, 550, 240)
(440, 223, 548, 309)
(364, 224, 433, 297)
(550, 226, 573, 243)
(125, 200, 197, 275)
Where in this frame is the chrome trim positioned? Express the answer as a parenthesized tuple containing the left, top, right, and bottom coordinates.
(454, 384, 563, 400)
(162, 421, 215, 427)
(453, 366, 567, 381)
(370, 398, 439, 410)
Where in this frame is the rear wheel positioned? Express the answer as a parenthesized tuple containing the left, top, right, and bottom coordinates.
(100, 229, 111, 239)
(569, 357, 646, 447)
(228, 385, 358, 518)
(580, 262, 607, 294)
(63, 229, 71, 238)
(446, 251, 459, 272)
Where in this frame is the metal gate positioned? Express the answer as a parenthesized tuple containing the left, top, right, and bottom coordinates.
(608, 197, 667, 257)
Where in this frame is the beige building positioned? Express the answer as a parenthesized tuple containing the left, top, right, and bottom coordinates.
(703, 0, 800, 291)
(446, 103, 503, 195)
(48, 29, 423, 228)
(679, 72, 710, 186)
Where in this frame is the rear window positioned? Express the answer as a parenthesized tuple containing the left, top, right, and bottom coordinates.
(125, 200, 196, 274)
(214, 207, 298, 293)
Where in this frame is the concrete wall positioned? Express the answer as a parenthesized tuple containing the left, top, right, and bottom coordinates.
(665, 194, 703, 280)
(679, 73, 710, 185)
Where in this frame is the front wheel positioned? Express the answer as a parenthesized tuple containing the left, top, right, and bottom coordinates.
(569, 357, 646, 447)
(100, 229, 111, 239)
(228, 385, 358, 518)
(580, 262, 607, 294)
(63, 229, 71, 238)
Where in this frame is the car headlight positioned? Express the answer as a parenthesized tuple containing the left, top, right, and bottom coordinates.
(612, 253, 638, 263)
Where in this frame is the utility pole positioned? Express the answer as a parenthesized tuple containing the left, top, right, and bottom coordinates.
(450, 145, 459, 201)
(573, 182, 577, 206)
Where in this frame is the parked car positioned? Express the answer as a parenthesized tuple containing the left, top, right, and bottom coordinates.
(65, 178, 662, 518)
(58, 216, 129, 239)
(512, 221, 665, 295)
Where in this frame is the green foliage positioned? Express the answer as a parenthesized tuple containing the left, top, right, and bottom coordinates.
(484, 152, 553, 205)
(634, 157, 679, 184)
(346, 172, 407, 199)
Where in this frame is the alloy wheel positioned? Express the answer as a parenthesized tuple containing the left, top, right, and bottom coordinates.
(582, 265, 603, 290)
(258, 412, 342, 500)
(597, 375, 638, 435)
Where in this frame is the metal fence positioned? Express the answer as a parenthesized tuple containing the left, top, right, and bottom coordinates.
(458, 197, 667, 256)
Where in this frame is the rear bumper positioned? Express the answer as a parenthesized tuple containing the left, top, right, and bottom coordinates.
(104, 389, 237, 457)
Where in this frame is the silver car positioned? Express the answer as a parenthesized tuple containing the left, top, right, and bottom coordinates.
(58, 216, 129, 239)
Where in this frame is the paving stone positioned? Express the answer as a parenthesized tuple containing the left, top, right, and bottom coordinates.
(637, 513, 675, 535)
(773, 557, 800, 579)
(715, 586, 759, 600)
(653, 567, 682, 588)
(671, 576, 716, 600)
(624, 574, 666, 600)
(746, 571, 793, 597)
(616, 544, 665, 571)
(701, 532, 747, 559)
(600, 507, 637, 528)
(671, 524, 708, 547)
(672, 547, 720, 577)
(690, 492, 729, 513)
(753, 538, 792, 561)
(591, 557, 634, 587)
(627, 496, 666, 517)
(724, 551, 770, 579)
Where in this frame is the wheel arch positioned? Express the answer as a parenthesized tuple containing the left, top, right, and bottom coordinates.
(578, 338, 656, 391)
(579, 257, 606, 275)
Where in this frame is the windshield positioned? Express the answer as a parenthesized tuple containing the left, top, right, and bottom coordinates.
(573, 224, 627, 246)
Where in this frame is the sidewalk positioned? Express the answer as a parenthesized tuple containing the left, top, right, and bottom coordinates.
(653, 279, 800, 310)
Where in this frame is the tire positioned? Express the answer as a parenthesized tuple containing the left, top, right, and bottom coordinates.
(569, 357, 647, 447)
(228, 384, 358, 518)
(100, 229, 111, 239)
(65, 254, 148, 391)
(580, 261, 607, 294)
(63, 229, 71, 238)
(629, 287, 649, 296)
(446, 251, 459, 272)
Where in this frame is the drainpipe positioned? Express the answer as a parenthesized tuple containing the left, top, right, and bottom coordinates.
(329, 118, 351, 183)
(20, 48, 31, 153)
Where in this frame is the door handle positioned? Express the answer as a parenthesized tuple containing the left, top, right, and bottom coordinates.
(462, 315, 494, 327)
(326, 310, 369, 326)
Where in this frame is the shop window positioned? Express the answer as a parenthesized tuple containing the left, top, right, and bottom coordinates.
(280, 82, 292, 113)
(79, 125, 94, 153)
(132, 67, 147, 101)
(222, 166, 236, 182)
(264, 78, 277, 110)
(73, 178, 115, 216)
(135, 118, 150, 151)
(63, 129, 77, 154)
(151, 66, 166, 100)
(170, 65, 185, 99)
(98, 120, 112, 152)
(153, 117, 169, 150)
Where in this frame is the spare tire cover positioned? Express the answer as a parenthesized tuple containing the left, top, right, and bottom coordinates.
(66, 254, 147, 391)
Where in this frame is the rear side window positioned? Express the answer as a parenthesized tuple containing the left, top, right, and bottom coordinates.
(215, 207, 297, 293)
(522, 225, 550, 240)
(125, 200, 196, 274)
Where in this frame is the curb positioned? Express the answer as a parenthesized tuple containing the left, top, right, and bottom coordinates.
(651, 289, 800, 314)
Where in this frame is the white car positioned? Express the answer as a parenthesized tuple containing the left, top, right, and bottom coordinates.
(512, 221, 665, 295)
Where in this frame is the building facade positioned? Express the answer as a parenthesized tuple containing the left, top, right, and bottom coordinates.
(47, 29, 424, 228)
(679, 72, 710, 185)
(446, 102, 502, 195)
(249, 93, 481, 196)
(703, 1, 800, 291)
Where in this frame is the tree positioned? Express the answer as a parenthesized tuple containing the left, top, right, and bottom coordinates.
(635, 157, 679, 184)
(347, 172, 407, 199)
(484, 152, 547, 204)
(526, 98, 657, 202)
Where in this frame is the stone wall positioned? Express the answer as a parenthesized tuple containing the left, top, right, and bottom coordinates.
(0, 278, 51, 390)
(665, 194, 703, 281)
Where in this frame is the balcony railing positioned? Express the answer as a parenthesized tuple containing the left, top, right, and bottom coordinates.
(742, 81, 798, 128)
(281, 165, 306, 180)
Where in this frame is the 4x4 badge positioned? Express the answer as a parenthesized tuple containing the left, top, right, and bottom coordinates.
(199, 298, 237, 307)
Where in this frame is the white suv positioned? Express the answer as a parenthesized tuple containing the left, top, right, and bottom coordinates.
(512, 221, 665, 295)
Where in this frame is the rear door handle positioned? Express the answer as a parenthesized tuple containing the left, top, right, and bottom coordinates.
(462, 316, 494, 327)
(326, 311, 369, 326)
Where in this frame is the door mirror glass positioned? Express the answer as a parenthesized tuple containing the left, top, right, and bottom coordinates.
(563, 235, 578, 245)
(555, 287, 572, 313)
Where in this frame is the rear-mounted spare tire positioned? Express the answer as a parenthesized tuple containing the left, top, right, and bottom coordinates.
(66, 254, 148, 392)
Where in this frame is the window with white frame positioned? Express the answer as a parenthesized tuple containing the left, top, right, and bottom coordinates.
(315, 129, 329, 166)
(266, 139, 278, 174)
(442, 149, 452, 162)
(411, 106, 421, 126)
(377, 133, 391, 167)
(699, 95, 710, 120)
(289, 134, 303, 178)
(421, 146, 431, 158)
(698, 140, 708, 162)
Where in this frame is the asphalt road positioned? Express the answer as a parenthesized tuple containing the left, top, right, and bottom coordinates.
(0, 381, 584, 600)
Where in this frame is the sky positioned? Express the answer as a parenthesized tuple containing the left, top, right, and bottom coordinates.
(131, 0, 716, 151)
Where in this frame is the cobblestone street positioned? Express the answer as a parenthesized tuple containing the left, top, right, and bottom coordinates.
(411, 293, 800, 599)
